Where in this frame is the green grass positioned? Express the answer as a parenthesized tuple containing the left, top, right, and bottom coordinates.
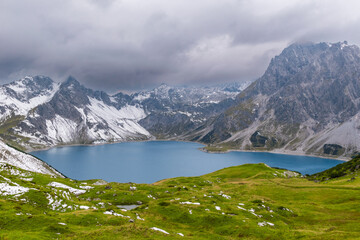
(1, 162, 360, 239)
(308, 156, 360, 181)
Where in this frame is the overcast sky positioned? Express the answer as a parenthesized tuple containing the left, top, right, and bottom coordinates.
(1, 0, 360, 91)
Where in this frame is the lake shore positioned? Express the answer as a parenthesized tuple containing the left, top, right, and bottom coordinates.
(28, 138, 348, 162)
(200, 147, 349, 162)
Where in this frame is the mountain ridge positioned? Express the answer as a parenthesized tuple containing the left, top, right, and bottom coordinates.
(0, 75, 249, 150)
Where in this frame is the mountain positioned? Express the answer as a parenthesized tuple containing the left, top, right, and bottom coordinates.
(134, 82, 250, 138)
(11, 76, 151, 148)
(0, 75, 249, 150)
(198, 41, 360, 157)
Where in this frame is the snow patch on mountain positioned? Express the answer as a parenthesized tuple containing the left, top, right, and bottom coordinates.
(88, 98, 146, 121)
(45, 116, 78, 143)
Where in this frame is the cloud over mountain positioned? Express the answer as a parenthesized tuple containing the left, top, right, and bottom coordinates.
(1, 0, 360, 91)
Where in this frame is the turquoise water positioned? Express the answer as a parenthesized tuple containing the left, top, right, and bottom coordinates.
(31, 141, 343, 183)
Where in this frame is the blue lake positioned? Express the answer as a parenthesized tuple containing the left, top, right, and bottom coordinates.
(31, 141, 343, 183)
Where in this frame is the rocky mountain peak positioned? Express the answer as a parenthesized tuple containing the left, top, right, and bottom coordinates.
(61, 76, 81, 89)
(199, 41, 360, 157)
(256, 41, 360, 95)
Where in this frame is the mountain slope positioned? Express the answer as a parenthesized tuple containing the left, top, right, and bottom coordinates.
(0, 140, 62, 177)
(198, 41, 360, 157)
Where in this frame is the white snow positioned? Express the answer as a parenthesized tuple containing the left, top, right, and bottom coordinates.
(150, 227, 169, 235)
(136, 215, 145, 221)
(88, 98, 146, 121)
(48, 182, 86, 195)
(147, 194, 156, 199)
(218, 191, 231, 199)
(0, 181, 30, 196)
(133, 93, 150, 102)
(66, 98, 150, 143)
(180, 201, 200, 205)
(0, 141, 62, 177)
(46, 115, 78, 143)
(258, 221, 274, 227)
(103, 210, 129, 218)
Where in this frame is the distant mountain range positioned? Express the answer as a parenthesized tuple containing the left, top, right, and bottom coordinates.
(1, 41, 359, 158)
(0, 75, 249, 150)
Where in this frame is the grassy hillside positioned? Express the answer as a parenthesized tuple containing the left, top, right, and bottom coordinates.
(1, 162, 360, 239)
(308, 155, 360, 181)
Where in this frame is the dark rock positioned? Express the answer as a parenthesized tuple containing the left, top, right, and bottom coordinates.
(323, 144, 344, 155)
(250, 131, 268, 148)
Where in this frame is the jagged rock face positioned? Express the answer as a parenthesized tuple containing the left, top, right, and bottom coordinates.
(199, 42, 360, 157)
(258, 42, 360, 125)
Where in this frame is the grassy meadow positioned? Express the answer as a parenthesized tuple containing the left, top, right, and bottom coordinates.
(1, 158, 360, 239)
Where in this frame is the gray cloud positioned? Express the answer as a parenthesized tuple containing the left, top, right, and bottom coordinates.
(1, 0, 360, 91)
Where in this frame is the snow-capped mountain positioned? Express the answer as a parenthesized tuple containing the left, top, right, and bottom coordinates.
(0, 75, 249, 150)
(0, 76, 59, 122)
(132, 82, 251, 138)
(12, 77, 151, 147)
(197, 41, 360, 157)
